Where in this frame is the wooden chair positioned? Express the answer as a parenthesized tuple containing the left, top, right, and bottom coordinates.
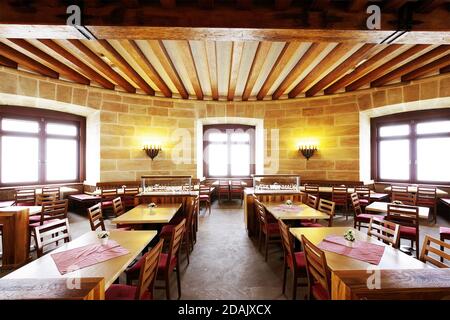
(420, 235, 450, 268)
(302, 199, 335, 228)
(304, 184, 319, 198)
(33, 218, 71, 258)
(217, 180, 230, 203)
(100, 188, 118, 217)
(350, 193, 378, 230)
(106, 239, 164, 300)
(305, 194, 318, 209)
(42, 187, 61, 200)
(87, 203, 105, 231)
(367, 217, 400, 248)
(354, 186, 371, 207)
(386, 204, 420, 258)
(123, 186, 139, 208)
(112, 197, 132, 230)
(30, 199, 68, 228)
(35, 193, 57, 206)
(301, 235, 331, 300)
(13, 188, 36, 206)
(391, 185, 408, 193)
(441, 227, 450, 262)
(416, 186, 437, 223)
(199, 184, 212, 215)
(126, 219, 186, 300)
(255, 197, 280, 261)
(278, 219, 307, 300)
(332, 186, 349, 219)
(230, 180, 244, 205)
(392, 191, 416, 206)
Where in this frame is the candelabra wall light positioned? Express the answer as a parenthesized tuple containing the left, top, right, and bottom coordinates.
(298, 144, 317, 160)
(143, 144, 162, 160)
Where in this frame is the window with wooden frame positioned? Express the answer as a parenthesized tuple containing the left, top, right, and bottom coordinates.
(371, 109, 450, 184)
(0, 106, 86, 187)
(203, 124, 255, 178)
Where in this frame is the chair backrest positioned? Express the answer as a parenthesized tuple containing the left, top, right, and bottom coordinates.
(123, 186, 139, 196)
(420, 235, 450, 268)
(42, 187, 61, 200)
(391, 185, 408, 193)
(101, 188, 118, 199)
(306, 194, 319, 209)
(135, 239, 164, 300)
(355, 186, 370, 198)
(331, 186, 348, 203)
(304, 184, 319, 196)
(199, 185, 212, 196)
(87, 203, 105, 231)
(254, 197, 269, 226)
(350, 193, 362, 217)
(278, 219, 296, 267)
(167, 219, 186, 264)
(40, 199, 68, 224)
(392, 191, 416, 206)
(230, 180, 243, 191)
(367, 217, 400, 248)
(318, 199, 335, 227)
(14, 188, 36, 205)
(34, 218, 71, 257)
(112, 197, 125, 217)
(218, 180, 229, 192)
(416, 186, 437, 205)
(386, 204, 419, 230)
(301, 235, 331, 299)
(184, 197, 196, 232)
(35, 193, 57, 206)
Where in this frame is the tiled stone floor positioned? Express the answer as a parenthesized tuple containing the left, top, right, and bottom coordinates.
(1, 200, 449, 299)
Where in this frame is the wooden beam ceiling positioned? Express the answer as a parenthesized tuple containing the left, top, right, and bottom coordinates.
(440, 65, 450, 74)
(242, 42, 272, 101)
(228, 42, 244, 101)
(0, 55, 17, 68)
(274, 0, 293, 10)
(205, 41, 219, 100)
(176, 41, 204, 100)
(402, 54, 450, 81)
(348, 0, 369, 12)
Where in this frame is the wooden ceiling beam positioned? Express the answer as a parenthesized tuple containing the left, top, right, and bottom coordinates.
(272, 42, 329, 100)
(198, 0, 214, 9)
(147, 40, 189, 99)
(371, 45, 450, 87)
(274, 0, 293, 10)
(177, 41, 204, 100)
(205, 41, 219, 100)
(97, 39, 154, 95)
(0, 54, 18, 68)
(118, 40, 172, 98)
(402, 54, 450, 81)
(345, 44, 430, 91)
(383, 0, 412, 11)
(228, 41, 244, 101)
(38, 39, 114, 90)
(160, 0, 176, 9)
(305, 44, 376, 97)
(0, 42, 58, 78)
(66, 40, 136, 93)
(310, 0, 331, 11)
(324, 44, 404, 94)
(415, 0, 447, 13)
(440, 65, 450, 74)
(348, 0, 369, 12)
(288, 43, 357, 98)
(237, 0, 253, 10)
(7, 39, 89, 84)
(242, 41, 273, 101)
(256, 42, 301, 100)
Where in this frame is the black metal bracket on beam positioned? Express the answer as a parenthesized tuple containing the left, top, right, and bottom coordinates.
(380, 2, 415, 44)
(74, 25, 97, 40)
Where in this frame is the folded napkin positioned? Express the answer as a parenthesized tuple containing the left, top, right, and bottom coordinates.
(318, 235, 385, 265)
(51, 240, 130, 275)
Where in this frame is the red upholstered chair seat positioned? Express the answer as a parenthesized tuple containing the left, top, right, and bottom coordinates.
(29, 218, 58, 228)
(355, 214, 381, 223)
(311, 283, 330, 300)
(301, 222, 322, 228)
(287, 252, 306, 271)
(105, 284, 151, 300)
(29, 215, 50, 222)
(440, 227, 450, 237)
(16, 202, 36, 206)
(199, 195, 210, 200)
(359, 199, 369, 206)
(264, 223, 280, 235)
(160, 224, 175, 238)
(116, 225, 132, 231)
(399, 225, 417, 237)
(101, 201, 113, 207)
(126, 253, 176, 276)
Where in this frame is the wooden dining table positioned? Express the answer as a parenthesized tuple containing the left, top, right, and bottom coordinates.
(365, 201, 430, 219)
(263, 202, 330, 221)
(4, 230, 157, 290)
(111, 203, 182, 225)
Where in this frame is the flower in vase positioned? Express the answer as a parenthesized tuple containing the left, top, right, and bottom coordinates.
(285, 200, 293, 206)
(148, 202, 157, 208)
(344, 229, 355, 242)
(97, 231, 110, 239)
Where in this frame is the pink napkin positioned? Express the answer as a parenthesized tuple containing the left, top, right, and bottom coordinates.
(51, 240, 130, 275)
(275, 204, 299, 212)
(317, 235, 385, 265)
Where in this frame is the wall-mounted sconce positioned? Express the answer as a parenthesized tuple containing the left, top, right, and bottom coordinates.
(143, 144, 162, 160)
(298, 145, 317, 160)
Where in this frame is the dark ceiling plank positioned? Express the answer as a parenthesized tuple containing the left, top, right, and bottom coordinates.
(402, 54, 450, 81)
(274, 0, 293, 10)
(371, 45, 450, 87)
(198, 0, 214, 9)
(39, 39, 114, 90)
(8, 39, 89, 85)
(257, 42, 301, 100)
(242, 41, 273, 101)
(177, 40, 204, 100)
(237, 0, 253, 10)
(97, 39, 154, 95)
(228, 41, 244, 101)
(0, 42, 58, 78)
(67, 40, 136, 93)
(160, 0, 176, 8)
(205, 41, 219, 100)
(348, 0, 368, 12)
(309, 0, 331, 11)
(272, 42, 329, 100)
(0, 54, 18, 68)
(288, 43, 356, 98)
(415, 0, 447, 13)
(440, 65, 450, 74)
(305, 44, 376, 97)
(147, 40, 189, 99)
(324, 44, 404, 94)
(383, 0, 412, 11)
(345, 44, 430, 91)
(118, 40, 172, 98)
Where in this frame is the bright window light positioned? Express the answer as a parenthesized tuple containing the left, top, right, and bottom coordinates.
(1, 136, 39, 183)
(379, 139, 410, 180)
(46, 139, 77, 181)
(46, 123, 77, 136)
(416, 121, 450, 135)
(417, 137, 450, 182)
(2, 118, 39, 133)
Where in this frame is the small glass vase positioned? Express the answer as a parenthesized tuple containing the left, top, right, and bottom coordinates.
(100, 237, 109, 246)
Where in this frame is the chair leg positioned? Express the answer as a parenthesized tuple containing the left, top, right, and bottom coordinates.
(264, 234, 269, 261)
(415, 237, 419, 259)
(282, 262, 287, 294)
(176, 262, 182, 300)
(292, 274, 297, 300)
(258, 229, 262, 251)
(165, 272, 171, 300)
(185, 236, 190, 265)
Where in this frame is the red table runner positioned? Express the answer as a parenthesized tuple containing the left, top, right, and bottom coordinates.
(275, 204, 300, 212)
(318, 235, 385, 265)
(51, 240, 130, 275)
